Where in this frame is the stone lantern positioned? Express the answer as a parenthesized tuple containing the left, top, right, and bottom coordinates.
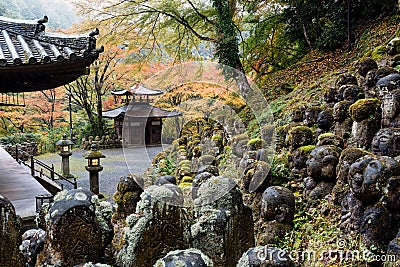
(55, 134, 74, 178)
(84, 143, 106, 195)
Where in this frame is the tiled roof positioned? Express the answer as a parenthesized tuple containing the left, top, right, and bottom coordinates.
(130, 84, 164, 95)
(0, 16, 103, 92)
(102, 102, 182, 119)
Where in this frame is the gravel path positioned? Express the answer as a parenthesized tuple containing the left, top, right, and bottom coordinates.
(36, 146, 165, 202)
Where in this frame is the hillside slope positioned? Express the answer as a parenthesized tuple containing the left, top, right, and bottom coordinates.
(261, 15, 400, 123)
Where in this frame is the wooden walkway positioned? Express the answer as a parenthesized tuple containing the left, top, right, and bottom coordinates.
(0, 146, 49, 220)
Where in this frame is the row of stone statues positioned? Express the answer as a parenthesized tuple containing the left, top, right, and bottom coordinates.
(81, 135, 122, 150)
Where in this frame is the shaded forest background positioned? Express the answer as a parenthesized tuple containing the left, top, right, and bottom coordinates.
(0, 0, 78, 29)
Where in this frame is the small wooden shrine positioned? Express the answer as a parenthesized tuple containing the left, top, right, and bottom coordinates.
(0, 15, 103, 94)
(102, 85, 181, 146)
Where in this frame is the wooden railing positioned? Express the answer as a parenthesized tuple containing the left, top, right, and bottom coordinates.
(14, 146, 77, 190)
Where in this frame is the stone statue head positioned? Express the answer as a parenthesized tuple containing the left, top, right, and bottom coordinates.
(306, 145, 341, 182)
(349, 155, 399, 204)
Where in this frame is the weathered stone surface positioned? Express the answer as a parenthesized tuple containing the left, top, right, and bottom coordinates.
(376, 73, 400, 97)
(358, 58, 378, 77)
(236, 246, 295, 267)
(340, 193, 365, 234)
(261, 186, 295, 225)
(291, 105, 306, 122)
(387, 37, 400, 56)
(231, 134, 249, 158)
(348, 98, 381, 149)
(154, 248, 214, 267)
(335, 73, 358, 87)
(339, 84, 362, 103)
(385, 176, 400, 212)
(287, 126, 313, 150)
(192, 172, 214, 200)
(332, 101, 353, 141)
(117, 184, 191, 267)
(316, 133, 344, 148)
(192, 176, 254, 267)
(350, 119, 381, 149)
(317, 109, 333, 131)
(387, 228, 400, 264)
(20, 229, 46, 267)
(291, 145, 315, 177)
(113, 175, 144, 217)
(374, 67, 398, 85)
(245, 161, 271, 193)
(306, 146, 341, 182)
(348, 155, 399, 204)
(381, 90, 400, 127)
(361, 206, 398, 251)
(0, 194, 24, 267)
(371, 128, 400, 157)
(303, 106, 321, 126)
(37, 189, 113, 267)
(154, 175, 177, 186)
(332, 148, 371, 205)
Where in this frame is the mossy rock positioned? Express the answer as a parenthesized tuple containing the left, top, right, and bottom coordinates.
(181, 176, 193, 183)
(193, 134, 201, 139)
(211, 134, 223, 142)
(151, 151, 167, 165)
(287, 126, 313, 148)
(178, 160, 191, 167)
(247, 138, 264, 150)
(317, 132, 344, 147)
(318, 132, 335, 141)
(349, 98, 381, 122)
(371, 45, 387, 60)
(298, 145, 316, 156)
(178, 182, 192, 188)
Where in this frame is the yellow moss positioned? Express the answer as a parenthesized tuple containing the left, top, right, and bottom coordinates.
(318, 132, 335, 141)
(179, 182, 193, 188)
(181, 176, 193, 183)
(349, 98, 381, 122)
(298, 145, 316, 156)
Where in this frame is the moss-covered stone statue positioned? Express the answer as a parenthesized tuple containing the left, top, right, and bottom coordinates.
(0, 194, 24, 267)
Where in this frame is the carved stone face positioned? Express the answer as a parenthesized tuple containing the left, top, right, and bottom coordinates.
(371, 128, 400, 157)
(349, 155, 399, 204)
(365, 70, 376, 87)
(317, 110, 333, 130)
(261, 186, 295, 224)
(303, 107, 321, 126)
(382, 92, 400, 122)
(333, 101, 351, 122)
(306, 146, 340, 182)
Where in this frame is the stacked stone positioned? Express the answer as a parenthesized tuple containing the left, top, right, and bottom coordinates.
(192, 176, 255, 267)
(117, 184, 191, 267)
(0, 195, 24, 267)
(255, 186, 295, 246)
(112, 175, 144, 220)
(36, 189, 114, 267)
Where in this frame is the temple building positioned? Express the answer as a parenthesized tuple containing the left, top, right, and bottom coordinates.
(102, 85, 181, 146)
(0, 15, 103, 100)
(0, 15, 102, 222)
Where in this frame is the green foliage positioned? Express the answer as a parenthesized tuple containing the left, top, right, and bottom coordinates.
(0, 132, 41, 145)
(269, 154, 293, 185)
(280, 0, 397, 52)
(154, 155, 177, 176)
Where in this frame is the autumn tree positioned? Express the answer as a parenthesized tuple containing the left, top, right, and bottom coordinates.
(65, 45, 130, 137)
(74, 0, 254, 94)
